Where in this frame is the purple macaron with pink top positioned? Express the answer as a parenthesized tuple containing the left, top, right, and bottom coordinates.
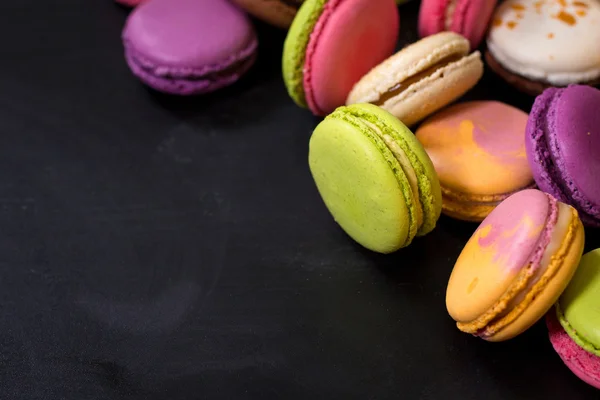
(122, 0, 258, 95)
(525, 85, 600, 227)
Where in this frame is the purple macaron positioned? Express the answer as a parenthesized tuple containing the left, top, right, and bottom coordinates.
(122, 0, 258, 95)
(525, 85, 600, 227)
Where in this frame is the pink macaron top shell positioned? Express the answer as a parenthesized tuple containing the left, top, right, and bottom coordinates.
(303, 0, 399, 116)
(122, 0, 256, 70)
(475, 189, 552, 274)
(418, 0, 497, 49)
(547, 311, 600, 389)
(550, 85, 600, 217)
(418, 0, 450, 38)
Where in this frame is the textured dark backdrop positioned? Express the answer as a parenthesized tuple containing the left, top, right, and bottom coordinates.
(0, 1, 598, 399)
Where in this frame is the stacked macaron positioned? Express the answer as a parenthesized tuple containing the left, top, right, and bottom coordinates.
(116, 0, 417, 95)
(441, 83, 600, 390)
(293, 1, 600, 391)
(112, 0, 600, 391)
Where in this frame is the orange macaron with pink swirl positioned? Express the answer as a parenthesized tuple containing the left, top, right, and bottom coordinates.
(446, 189, 584, 341)
(416, 101, 535, 222)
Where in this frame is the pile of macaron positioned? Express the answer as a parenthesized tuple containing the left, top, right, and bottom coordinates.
(116, 0, 414, 95)
(114, 0, 600, 390)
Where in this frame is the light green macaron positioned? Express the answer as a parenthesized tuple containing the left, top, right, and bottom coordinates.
(282, 0, 327, 109)
(557, 248, 600, 355)
(308, 103, 442, 254)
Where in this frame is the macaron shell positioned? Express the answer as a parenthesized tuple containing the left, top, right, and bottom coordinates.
(303, 0, 399, 115)
(446, 189, 550, 324)
(526, 85, 600, 226)
(550, 85, 600, 221)
(308, 111, 410, 253)
(526, 88, 573, 207)
(484, 50, 553, 96)
(548, 310, 600, 390)
(418, 0, 448, 40)
(123, 0, 256, 69)
(559, 249, 600, 353)
(416, 101, 532, 197)
(449, 0, 497, 49)
(487, 0, 600, 86)
(487, 202, 583, 341)
(418, 0, 497, 49)
(345, 103, 442, 236)
(347, 32, 471, 105)
(232, 0, 298, 28)
(283, 0, 328, 108)
(381, 52, 483, 127)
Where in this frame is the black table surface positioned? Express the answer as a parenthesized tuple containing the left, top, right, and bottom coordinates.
(2, 0, 599, 399)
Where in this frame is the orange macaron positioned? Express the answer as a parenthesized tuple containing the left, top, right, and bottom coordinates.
(446, 189, 584, 341)
(416, 101, 535, 222)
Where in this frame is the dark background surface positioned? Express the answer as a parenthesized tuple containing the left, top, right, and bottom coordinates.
(1, 0, 598, 398)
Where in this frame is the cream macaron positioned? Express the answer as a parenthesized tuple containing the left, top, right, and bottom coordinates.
(486, 0, 600, 95)
(346, 32, 483, 127)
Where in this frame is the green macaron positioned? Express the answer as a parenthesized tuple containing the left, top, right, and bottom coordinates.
(558, 248, 600, 354)
(282, 0, 326, 109)
(308, 103, 442, 254)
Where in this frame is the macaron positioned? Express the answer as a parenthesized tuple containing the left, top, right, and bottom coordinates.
(418, 0, 497, 49)
(232, 0, 304, 29)
(547, 248, 600, 389)
(122, 0, 258, 95)
(525, 85, 600, 227)
(446, 189, 584, 342)
(415, 101, 534, 222)
(486, 0, 600, 95)
(282, 0, 399, 116)
(346, 32, 483, 127)
(308, 103, 442, 254)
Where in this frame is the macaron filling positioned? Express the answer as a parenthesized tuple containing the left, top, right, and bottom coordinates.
(457, 195, 578, 338)
(373, 53, 464, 106)
(441, 183, 537, 220)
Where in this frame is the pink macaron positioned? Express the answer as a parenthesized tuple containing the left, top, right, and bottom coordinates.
(282, 0, 399, 116)
(418, 0, 497, 49)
